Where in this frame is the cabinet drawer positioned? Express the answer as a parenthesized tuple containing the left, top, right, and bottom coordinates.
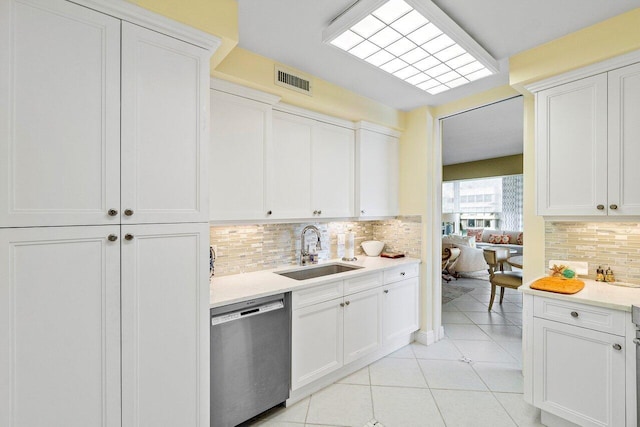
(344, 272, 383, 295)
(383, 263, 419, 284)
(293, 280, 343, 309)
(533, 296, 625, 336)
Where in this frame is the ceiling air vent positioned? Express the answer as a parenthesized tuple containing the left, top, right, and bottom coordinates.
(275, 65, 313, 96)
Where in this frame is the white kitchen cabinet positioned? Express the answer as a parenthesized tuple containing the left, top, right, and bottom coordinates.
(532, 318, 625, 427)
(383, 277, 419, 343)
(291, 297, 344, 390)
(268, 109, 355, 220)
(607, 62, 640, 216)
(268, 111, 314, 219)
(0, 1, 212, 227)
(343, 287, 382, 364)
(121, 222, 210, 427)
(0, 1, 218, 426)
(209, 89, 275, 221)
(0, 226, 121, 427)
(536, 61, 640, 217)
(121, 22, 210, 224)
(356, 123, 399, 218)
(291, 263, 419, 393)
(311, 121, 355, 218)
(0, 0, 122, 227)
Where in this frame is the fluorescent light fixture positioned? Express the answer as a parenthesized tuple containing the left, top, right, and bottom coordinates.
(323, 0, 498, 95)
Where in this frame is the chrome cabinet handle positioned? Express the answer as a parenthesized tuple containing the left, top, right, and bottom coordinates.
(318, 210, 322, 215)
(345, 301, 350, 306)
(124, 209, 134, 216)
(570, 311, 579, 318)
(633, 338, 640, 346)
(610, 204, 618, 210)
(340, 302, 345, 307)
(361, 210, 365, 214)
(383, 290, 389, 294)
(597, 205, 605, 210)
(266, 210, 272, 215)
(108, 209, 118, 216)
(124, 234, 134, 241)
(613, 343, 622, 351)
(400, 272, 406, 276)
(107, 234, 118, 242)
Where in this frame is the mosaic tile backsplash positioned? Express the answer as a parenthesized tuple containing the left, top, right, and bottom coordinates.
(545, 222, 640, 283)
(210, 216, 422, 276)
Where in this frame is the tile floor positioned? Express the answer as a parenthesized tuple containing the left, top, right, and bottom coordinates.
(246, 277, 543, 427)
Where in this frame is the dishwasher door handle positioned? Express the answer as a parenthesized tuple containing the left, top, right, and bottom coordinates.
(211, 300, 284, 326)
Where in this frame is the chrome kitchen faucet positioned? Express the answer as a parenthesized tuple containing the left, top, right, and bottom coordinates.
(300, 225, 322, 265)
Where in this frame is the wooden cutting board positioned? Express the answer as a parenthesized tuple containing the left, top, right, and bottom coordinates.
(530, 277, 585, 294)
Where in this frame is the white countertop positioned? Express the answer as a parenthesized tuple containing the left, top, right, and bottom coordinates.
(521, 277, 640, 312)
(210, 256, 420, 308)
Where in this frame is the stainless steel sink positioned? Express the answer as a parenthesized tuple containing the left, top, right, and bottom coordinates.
(275, 263, 363, 281)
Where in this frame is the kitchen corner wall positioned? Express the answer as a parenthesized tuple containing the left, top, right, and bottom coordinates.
(210, 216, 421, 276)
(545, 222, 640, 283)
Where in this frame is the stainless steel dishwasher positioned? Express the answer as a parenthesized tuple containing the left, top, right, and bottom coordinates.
(210, 293, 291, 427)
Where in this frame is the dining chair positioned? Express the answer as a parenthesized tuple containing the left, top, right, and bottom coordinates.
(483, 248, 523, 311)
(442, 247, 461, 282)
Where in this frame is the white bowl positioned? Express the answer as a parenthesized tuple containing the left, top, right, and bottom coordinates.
(361, 240, 384, 257)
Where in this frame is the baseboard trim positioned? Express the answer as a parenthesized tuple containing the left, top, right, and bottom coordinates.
(415, 329, 435, 345)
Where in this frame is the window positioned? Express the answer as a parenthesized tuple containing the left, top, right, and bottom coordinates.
(442, 175, 523, 231)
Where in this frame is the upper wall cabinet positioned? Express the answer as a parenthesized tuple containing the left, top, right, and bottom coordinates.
(0, 0, 213, 227)
(535, 60, 640, 217)
(356, 123, 399, 218)
(209, 81, 356, 222)
(209, 83, 279, 221)
(268, 109, 354, 220)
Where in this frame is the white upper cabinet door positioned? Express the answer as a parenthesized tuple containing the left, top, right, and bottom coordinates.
(0, 226, 121, 427)
(268, 111, 313, 219)
(121, 222, 209, 427)
(536, 74, 608, 216)
(121, 22, 209, 224)
(608, 62, 640, 216)
(356, 128, 399, 217)
(0, 0, 121, 227)
(311, 122, 355, 218)
(343, 288, 381, 365)
(210, 90, 271, 221)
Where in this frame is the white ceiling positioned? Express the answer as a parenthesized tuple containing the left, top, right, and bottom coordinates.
(441, 96, 523, 166)
(237, 0, 640, 110)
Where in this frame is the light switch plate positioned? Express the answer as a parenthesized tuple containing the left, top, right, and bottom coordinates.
(548, 259, 588, 276)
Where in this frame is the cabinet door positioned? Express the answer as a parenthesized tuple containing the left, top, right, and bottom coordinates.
(0, 226, 121, 427)
(536, 74, 608, 216)
(210, 90, 271, 221)
(608, 62, 640, 216)
(121, 223, 209, 427)
(533, 318, 625, 427)
(356, 129, 399, 217)
(291, 298, 344, 390)
(268, 111, 313, 219)
(0, 0, 121, 227)
(121, 23, 209, 224)
(343, 288, 381, 365)
(382, 277, 419, 343)
(311, 122, 355, 218)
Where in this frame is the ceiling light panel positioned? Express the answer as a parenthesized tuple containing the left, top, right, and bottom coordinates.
(324, 0, 498, 95)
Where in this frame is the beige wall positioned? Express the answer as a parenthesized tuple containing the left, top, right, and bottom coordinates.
(443, 154, 523, 182)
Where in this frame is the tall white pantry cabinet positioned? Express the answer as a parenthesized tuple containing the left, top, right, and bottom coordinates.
(0, 1, 220, 426)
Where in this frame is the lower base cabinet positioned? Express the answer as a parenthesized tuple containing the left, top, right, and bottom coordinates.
(291, 267, 419, 392)
(532, 318, 626, 427)
(0, 223, 209, 427)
